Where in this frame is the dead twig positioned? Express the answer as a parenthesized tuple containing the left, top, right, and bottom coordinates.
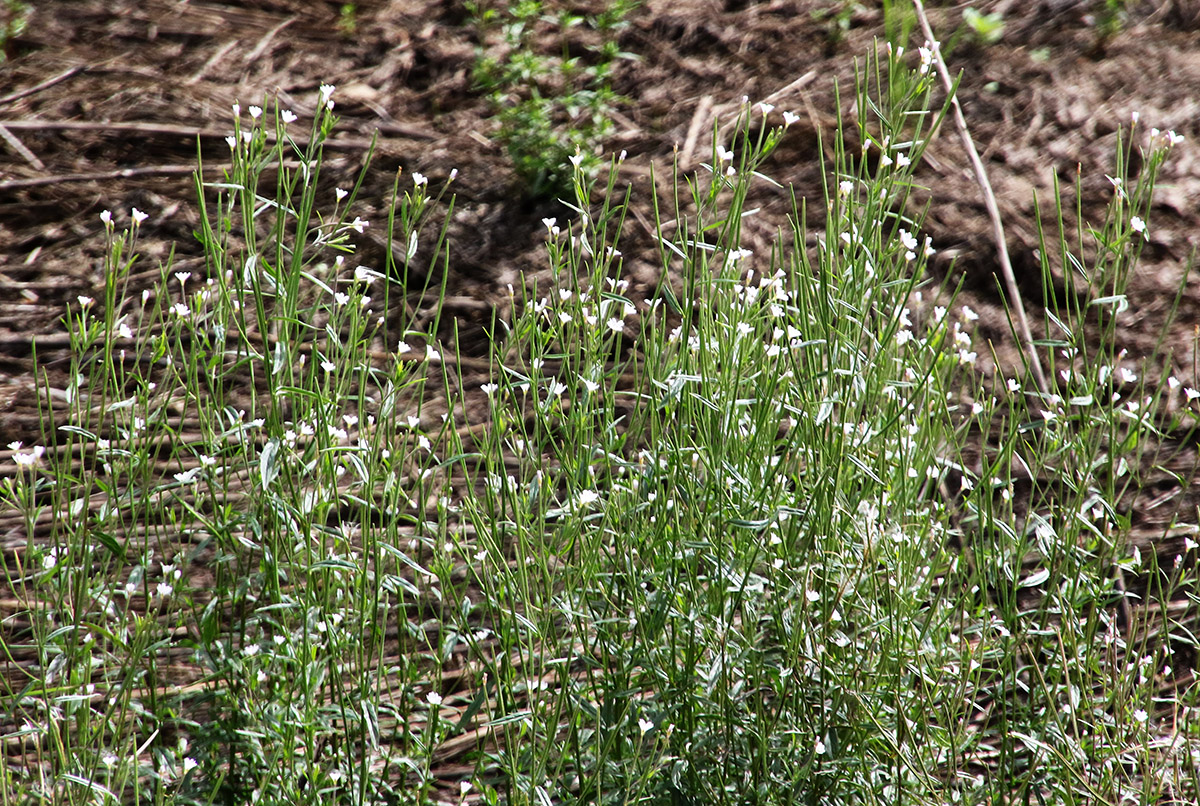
(0, 164, 210, 191)
(0, 65, 87, 106)
(0, 124, 44, 170)
(0, 119, 379, 151)
(911, 0, 1049, 396)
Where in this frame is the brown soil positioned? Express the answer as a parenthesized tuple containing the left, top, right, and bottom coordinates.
(3, 0, 1200, 795)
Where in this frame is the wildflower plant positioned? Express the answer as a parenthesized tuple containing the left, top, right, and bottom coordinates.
(3, 89, 460, 805)
(5, 18, 1200, 806)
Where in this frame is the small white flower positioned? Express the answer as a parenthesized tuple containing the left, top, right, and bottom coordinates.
(335, 187, 348, 201)
(99, 210, 112, 225)
(1130, 216, 1147, 239)
(426, 691, 443, 707)
(131, 208, 148, 225)
(806, 589, 820, 602)
(757, 101, 775, 116)
(232, 103, 241, 117)
(716, 145, 734, 163)
(606, 318, 625, 333)
(782, 111, 800, 126)
(961, 305, 979, 321)
(569, 151, 585, 168)
(183, 757, 198, 773)
(425, 344, 441, 362)
(155, 581, 173, 598)
(412, 172, 428, 187)
(397, 341, 412, 354)
(281, 109, 297, 124)
(481, 383, 498, 396)
(248, 105, 262, 120)
(578, 489, 601, 507)
(319, 84, 336, 105)
(225, 135, 237, 149)
(350, 216, 368, 233)
(78, 295, 94, 308)
(1132, 708, 1148, 723)
(321, 360, 336, 373)
(638, 718, 654, 735)
(1185, 387, 1200, 402)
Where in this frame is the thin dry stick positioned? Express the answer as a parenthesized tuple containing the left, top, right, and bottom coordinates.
(911, 0, 1049, 395)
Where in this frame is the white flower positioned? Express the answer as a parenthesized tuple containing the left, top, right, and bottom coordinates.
(757, 101, 775, 116)
(232, 103, 241, 117)
(131, 208, 148, 225)
(1132, 708, 1148, 723)
(425, 344, 441, 362)
(782, 111, 800, 126)
(569, 151, 585, 167)
(480, 383, 498, 396)
(155, 581, 173, 598)
(606, 318, 625, 333)
(412, 172, 428, 187)
(578, 489, 601, 507)
(281, 109, 297, 124)
(426, 691, 443, 707)
(350, 216, 368, 233)
(716, 145, 734, 163)
(225, 135, 237, 149)
(321, 360, 336, 373)
(248, 105, 262, 119)
(99, 209, 112, 225)
(335, 187, 348, 201)
(78, 295, 94, 308)
(319, 84, 336, 105)
(1130, 216, 1147, 239)
(638, 718, 654, 735)
(961, 305, 979, 321)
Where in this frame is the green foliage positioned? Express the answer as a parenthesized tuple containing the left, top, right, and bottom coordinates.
(0, 0, 31, 61)
(962, 6, 1005, 45)
(337, 3, 358, 38)
(469, 0, 638, 199)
